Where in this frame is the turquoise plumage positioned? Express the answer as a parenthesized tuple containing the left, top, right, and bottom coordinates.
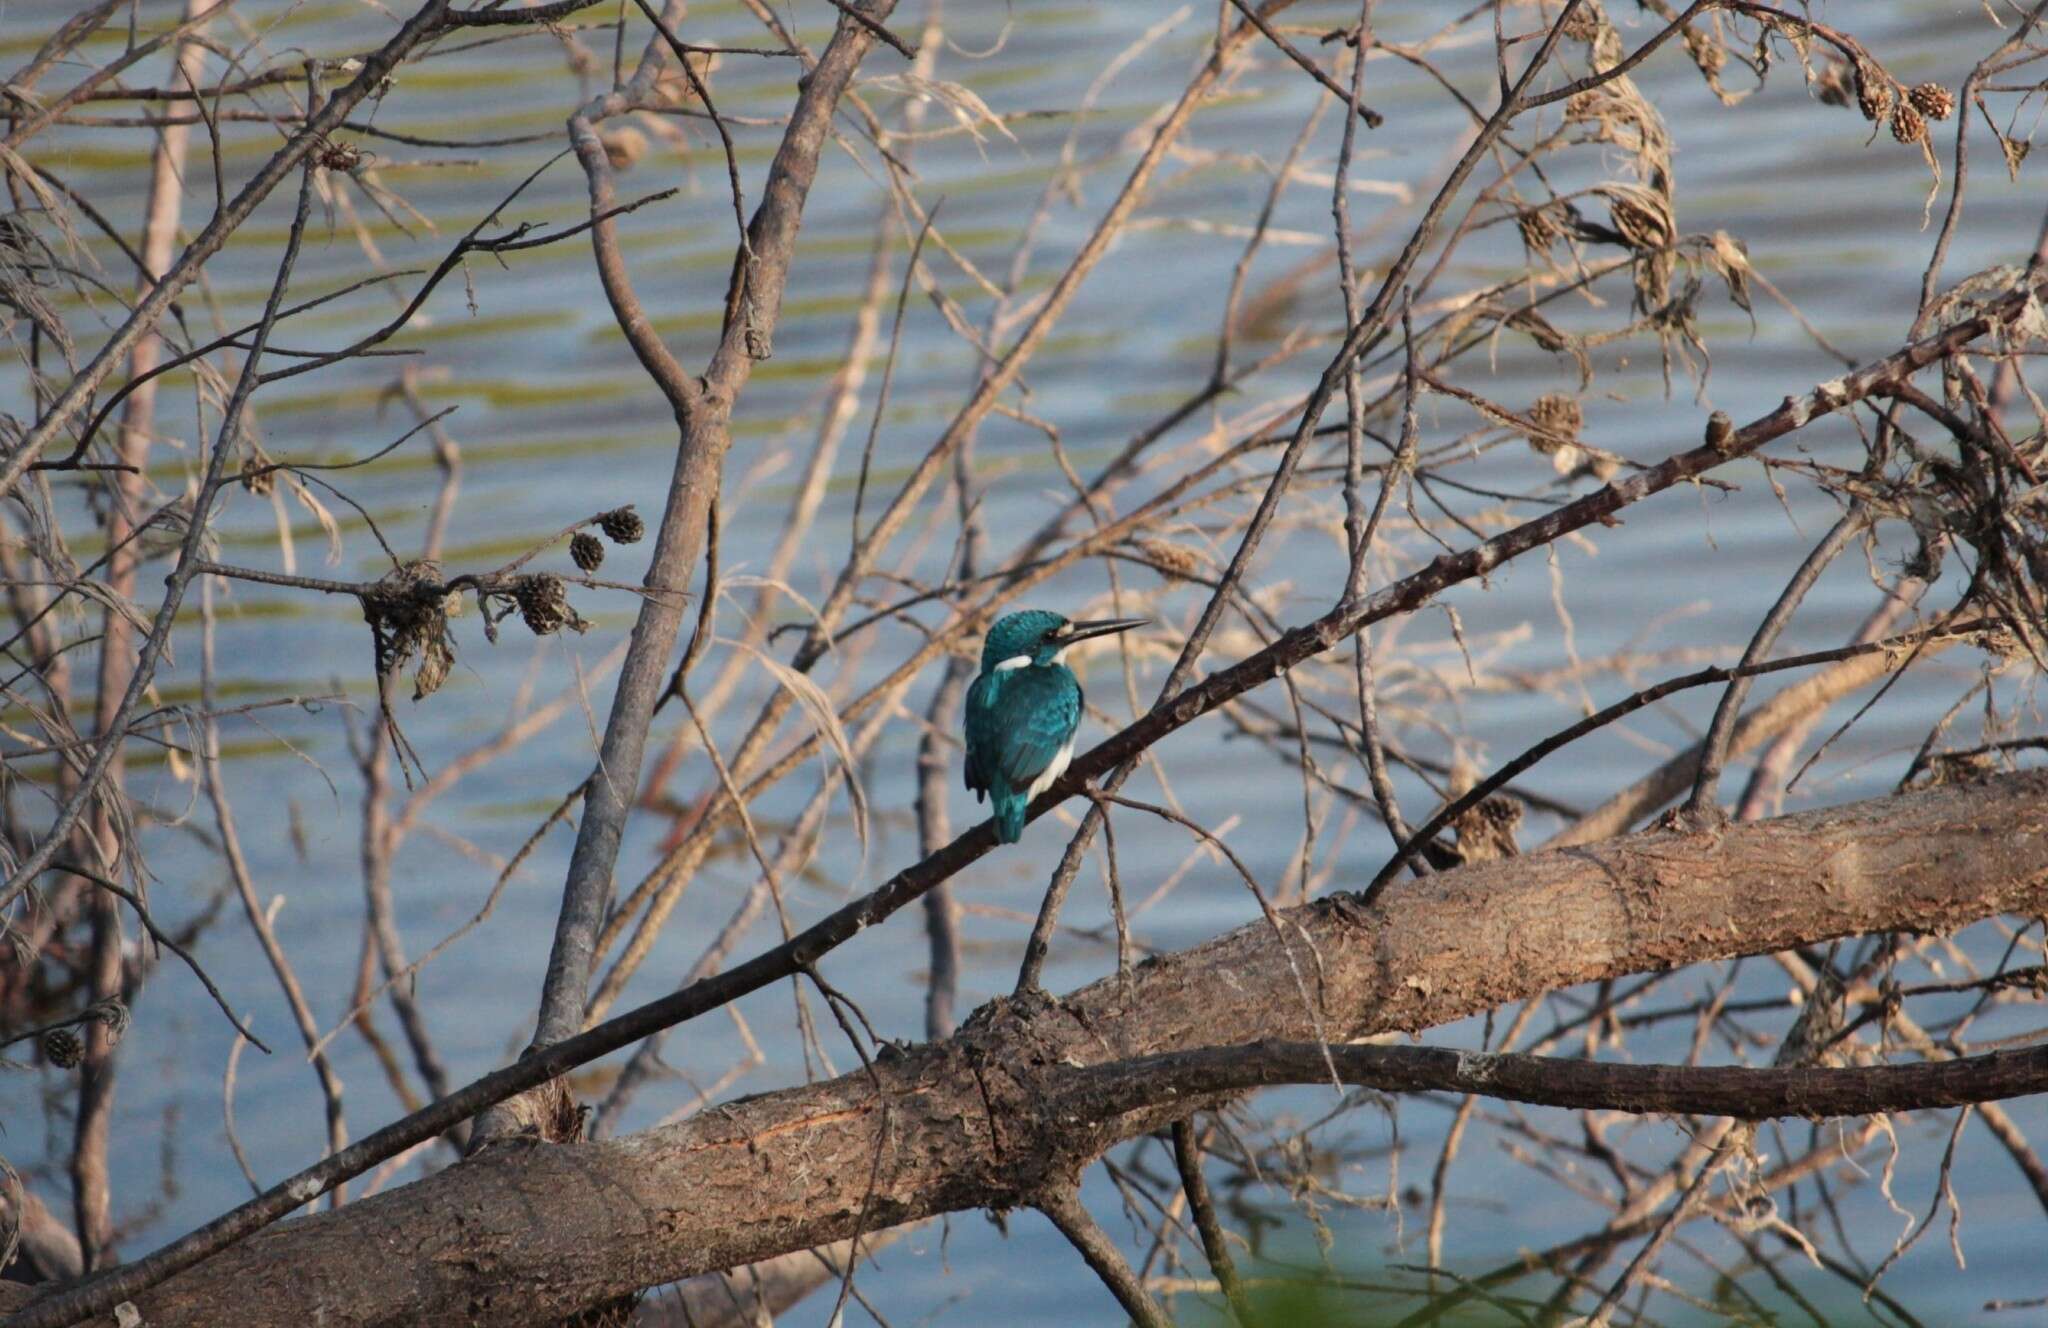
(963, 610, 1146, 844)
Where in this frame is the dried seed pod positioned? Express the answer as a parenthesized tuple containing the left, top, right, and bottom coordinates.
(1604, 186, 1674, 253)
(1524, 394, 1587, 476)
(361, 560, 452, 686)
(1998, 134, 2030, 178)
(413, 635, 453, 702)
(523, 601, 566, 639)
(1682, 25, 1724, 79)
(571, 532, 605, 572)
(239, 459, 274, 496)
(1527, 393, 1583, 448)
(317, 139, 363, 172)
(1975, 626, 2021, 662)
(1517, 203, 1565, 255)
(1558, 2, 1603, 44)
(42, 1027, 82, 1069)
(599, 507, 644, 545)
(1920, 749, 1996, 788)
(1133, 538, 1201, 579)
(1451, 795, 1524, 864)
(1890, 100, 1927, 145)
(1909, 82, 1954, 121)
(517, 574, 569, 636)
(1853, 63, 1893, 122)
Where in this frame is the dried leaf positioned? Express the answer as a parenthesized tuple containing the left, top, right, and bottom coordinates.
(1709, 229, 1753, 315)
(716, 636, 869, 860)
(284, 473, 344, 567)
(860, 74, 1016, 156)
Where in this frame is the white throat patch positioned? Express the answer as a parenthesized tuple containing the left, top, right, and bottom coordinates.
(993, 655, 1033, 672)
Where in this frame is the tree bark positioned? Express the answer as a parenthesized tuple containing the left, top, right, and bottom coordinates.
(73, 771, 2048, 1328)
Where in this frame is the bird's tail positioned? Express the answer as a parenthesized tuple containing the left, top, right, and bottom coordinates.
(991, 788, 1028, 844)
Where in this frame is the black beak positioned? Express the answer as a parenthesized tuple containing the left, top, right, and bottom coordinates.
(1059, 617, 1149, 645)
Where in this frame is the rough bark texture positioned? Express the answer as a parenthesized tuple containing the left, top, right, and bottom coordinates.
(633, 1227, 911, 1327)
(82, 772, 2048, 1326)
(1082, 1040, 2048, 1119)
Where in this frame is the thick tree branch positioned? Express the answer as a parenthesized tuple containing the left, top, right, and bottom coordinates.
(26, 771, 2047, 1328)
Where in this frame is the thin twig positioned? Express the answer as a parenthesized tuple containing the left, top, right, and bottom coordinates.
(1038, 1184, 1172, 1328)
(1171, 1119, 1258, 1326)
(1367, 619, 1995, 895)
(1687, 507, 1868, 818)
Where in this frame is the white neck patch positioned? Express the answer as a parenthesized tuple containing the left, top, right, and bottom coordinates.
(993, 655, 1033, 672)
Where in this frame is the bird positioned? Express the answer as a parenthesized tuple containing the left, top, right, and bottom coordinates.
(964, 610, 1147, 844)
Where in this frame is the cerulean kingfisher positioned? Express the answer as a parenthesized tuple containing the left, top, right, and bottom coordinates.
(964, 610, 1147, 843)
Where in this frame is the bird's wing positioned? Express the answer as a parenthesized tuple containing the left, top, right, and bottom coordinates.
(984, 667, 1082, 788)
(963, 669, 1000, 799)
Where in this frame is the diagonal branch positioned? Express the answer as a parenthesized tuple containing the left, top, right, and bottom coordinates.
(1226, 0, 1383, 127)
(32, 770, 2048, 1328)
(1037, 1184, 1172, 1328)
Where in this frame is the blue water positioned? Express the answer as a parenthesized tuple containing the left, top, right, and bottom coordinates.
(3, 0, 2044, 1322)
